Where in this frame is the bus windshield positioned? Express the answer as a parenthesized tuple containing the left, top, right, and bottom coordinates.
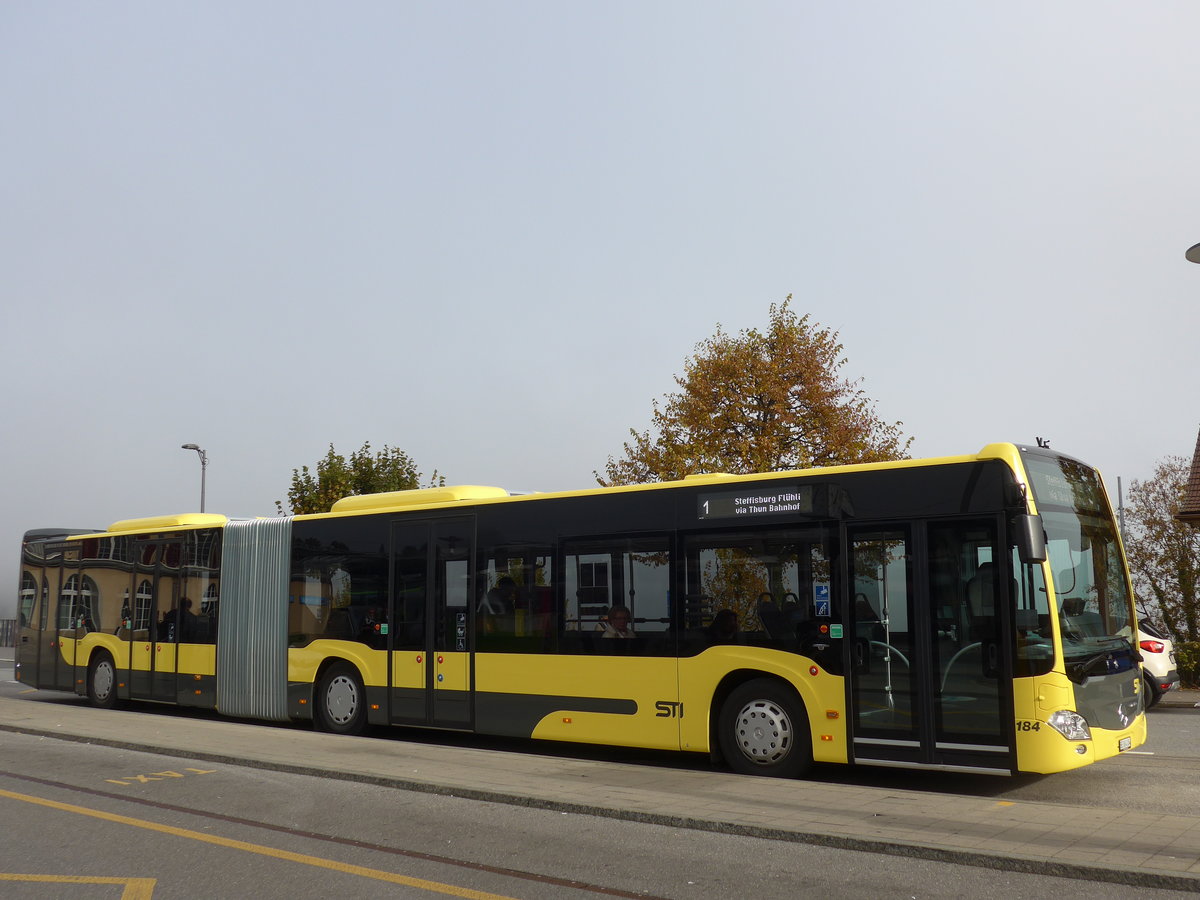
(1022, 452, 1135, 672)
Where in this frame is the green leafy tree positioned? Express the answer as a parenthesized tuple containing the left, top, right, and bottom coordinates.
(1124, 455, 1200, 684)
(277, 442, 444, 515)
(598, 296, 912, 485)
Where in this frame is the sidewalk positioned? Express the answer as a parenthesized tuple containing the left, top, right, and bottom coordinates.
(1158, 688, 1200, 709)
(2, 692, 1200, 892)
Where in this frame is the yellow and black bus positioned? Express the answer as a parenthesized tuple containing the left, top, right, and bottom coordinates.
(16, 442, 1145, 777)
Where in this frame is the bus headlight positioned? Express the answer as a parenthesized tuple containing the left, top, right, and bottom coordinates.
(1047, 710, 1091, 741)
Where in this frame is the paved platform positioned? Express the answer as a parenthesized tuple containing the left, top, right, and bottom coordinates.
(2, 686, 1200, 893)
(1158, 687, 1200, 710)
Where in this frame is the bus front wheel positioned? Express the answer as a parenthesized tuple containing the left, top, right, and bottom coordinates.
(718, 678, 813, 778)
(87, 652, 118, 710)
(315, 662, 367, 735)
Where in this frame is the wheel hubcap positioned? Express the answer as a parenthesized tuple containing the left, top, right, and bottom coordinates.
(325, 675, 359, 725)
(94, 661, 114, 700)
(733, 698, 792, 765)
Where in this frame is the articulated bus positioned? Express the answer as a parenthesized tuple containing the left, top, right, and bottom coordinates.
(16, 442, 1145, 778)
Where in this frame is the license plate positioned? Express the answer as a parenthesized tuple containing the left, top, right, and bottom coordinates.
(1119, 736, 1132, 752)
(1170, 651, 1177, 663)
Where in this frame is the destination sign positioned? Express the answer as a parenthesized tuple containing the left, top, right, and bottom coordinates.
(1023, 454, 1106, 513)
(698, 485, 810, 521)
(696, 482, 853, 522)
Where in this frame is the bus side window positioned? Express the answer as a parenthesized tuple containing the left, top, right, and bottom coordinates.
(1012, 546, 1051, 677)
(563, 536, 670, 656)
(19, 571, 37, 628)
(476, 550, 555, 652)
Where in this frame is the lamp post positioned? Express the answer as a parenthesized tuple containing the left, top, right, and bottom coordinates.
(1187, 243, 1200, 264)
(180, 444, 208, 512)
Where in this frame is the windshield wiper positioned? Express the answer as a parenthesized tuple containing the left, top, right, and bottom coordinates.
(1065, 647, 1128, 684)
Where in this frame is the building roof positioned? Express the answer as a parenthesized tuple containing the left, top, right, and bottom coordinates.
(1178, 425, 1200, 525)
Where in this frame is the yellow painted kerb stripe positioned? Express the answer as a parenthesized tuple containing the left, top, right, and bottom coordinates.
(0, 787, 514, 900)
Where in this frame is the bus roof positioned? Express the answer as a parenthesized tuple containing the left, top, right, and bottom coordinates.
(23, 527, 103, 542)
(45, 442, 1038, 539)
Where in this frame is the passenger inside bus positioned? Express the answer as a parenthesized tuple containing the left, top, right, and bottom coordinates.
(480, 577, 519, 615)
(598, 605, 635, 639)
(160, 598, 198, 643)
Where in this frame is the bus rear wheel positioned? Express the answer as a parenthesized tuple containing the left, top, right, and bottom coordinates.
(87, 653, 118, 710)
(315, 662, 367, 735)
(718, 678, 812, 778)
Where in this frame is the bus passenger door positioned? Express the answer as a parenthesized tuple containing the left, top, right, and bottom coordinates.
(388, 518, 474, 730)
(388, 523, 428, 722)
(33, 559, 58, 689)
(16, 549, 46, 688)
(847, 521, 1011, 772)
(29, 546, 71, 691)
(926, 520, 1011, 769)
(430, 519, 473, 729)
(127, 541, 181, 703)
(52, 546, 83, 692)
(847, 528, 920, 765)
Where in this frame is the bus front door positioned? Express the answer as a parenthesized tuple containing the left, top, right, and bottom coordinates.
(388, 518, 474, 730)
(847, 520, 1012, 773)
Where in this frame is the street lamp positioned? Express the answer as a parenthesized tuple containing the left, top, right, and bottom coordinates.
(180, 444, 208, 512)
(1187, 243, 1200, 264)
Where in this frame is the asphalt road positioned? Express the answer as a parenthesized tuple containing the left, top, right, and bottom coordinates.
(3, 648, 1200, 899)
(2, 729, 1197, 900)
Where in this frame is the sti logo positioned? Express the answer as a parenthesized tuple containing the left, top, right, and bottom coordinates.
(655, 701, 684, 718)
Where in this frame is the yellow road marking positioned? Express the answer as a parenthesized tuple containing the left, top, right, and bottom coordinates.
(0, 873, 155, 899)
(0, 788, 515, 899)
(108, 768, 218, 785)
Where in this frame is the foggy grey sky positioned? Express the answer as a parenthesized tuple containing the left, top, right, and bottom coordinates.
(3, 2, 1199, 615)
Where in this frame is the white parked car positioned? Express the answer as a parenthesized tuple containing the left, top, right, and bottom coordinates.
(1139, 623, 1179, 709)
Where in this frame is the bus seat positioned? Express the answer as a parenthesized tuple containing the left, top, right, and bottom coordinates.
(967, 563, 996, 618)
(758, 598, 784, 638)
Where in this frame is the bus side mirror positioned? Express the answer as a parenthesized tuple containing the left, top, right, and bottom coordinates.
(1016, 514, 1047, 563)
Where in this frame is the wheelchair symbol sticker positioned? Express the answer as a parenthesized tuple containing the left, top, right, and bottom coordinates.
(814, 585, 831, 617)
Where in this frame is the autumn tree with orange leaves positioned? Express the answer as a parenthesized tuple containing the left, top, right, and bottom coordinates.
(597, 296, 912, 486)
